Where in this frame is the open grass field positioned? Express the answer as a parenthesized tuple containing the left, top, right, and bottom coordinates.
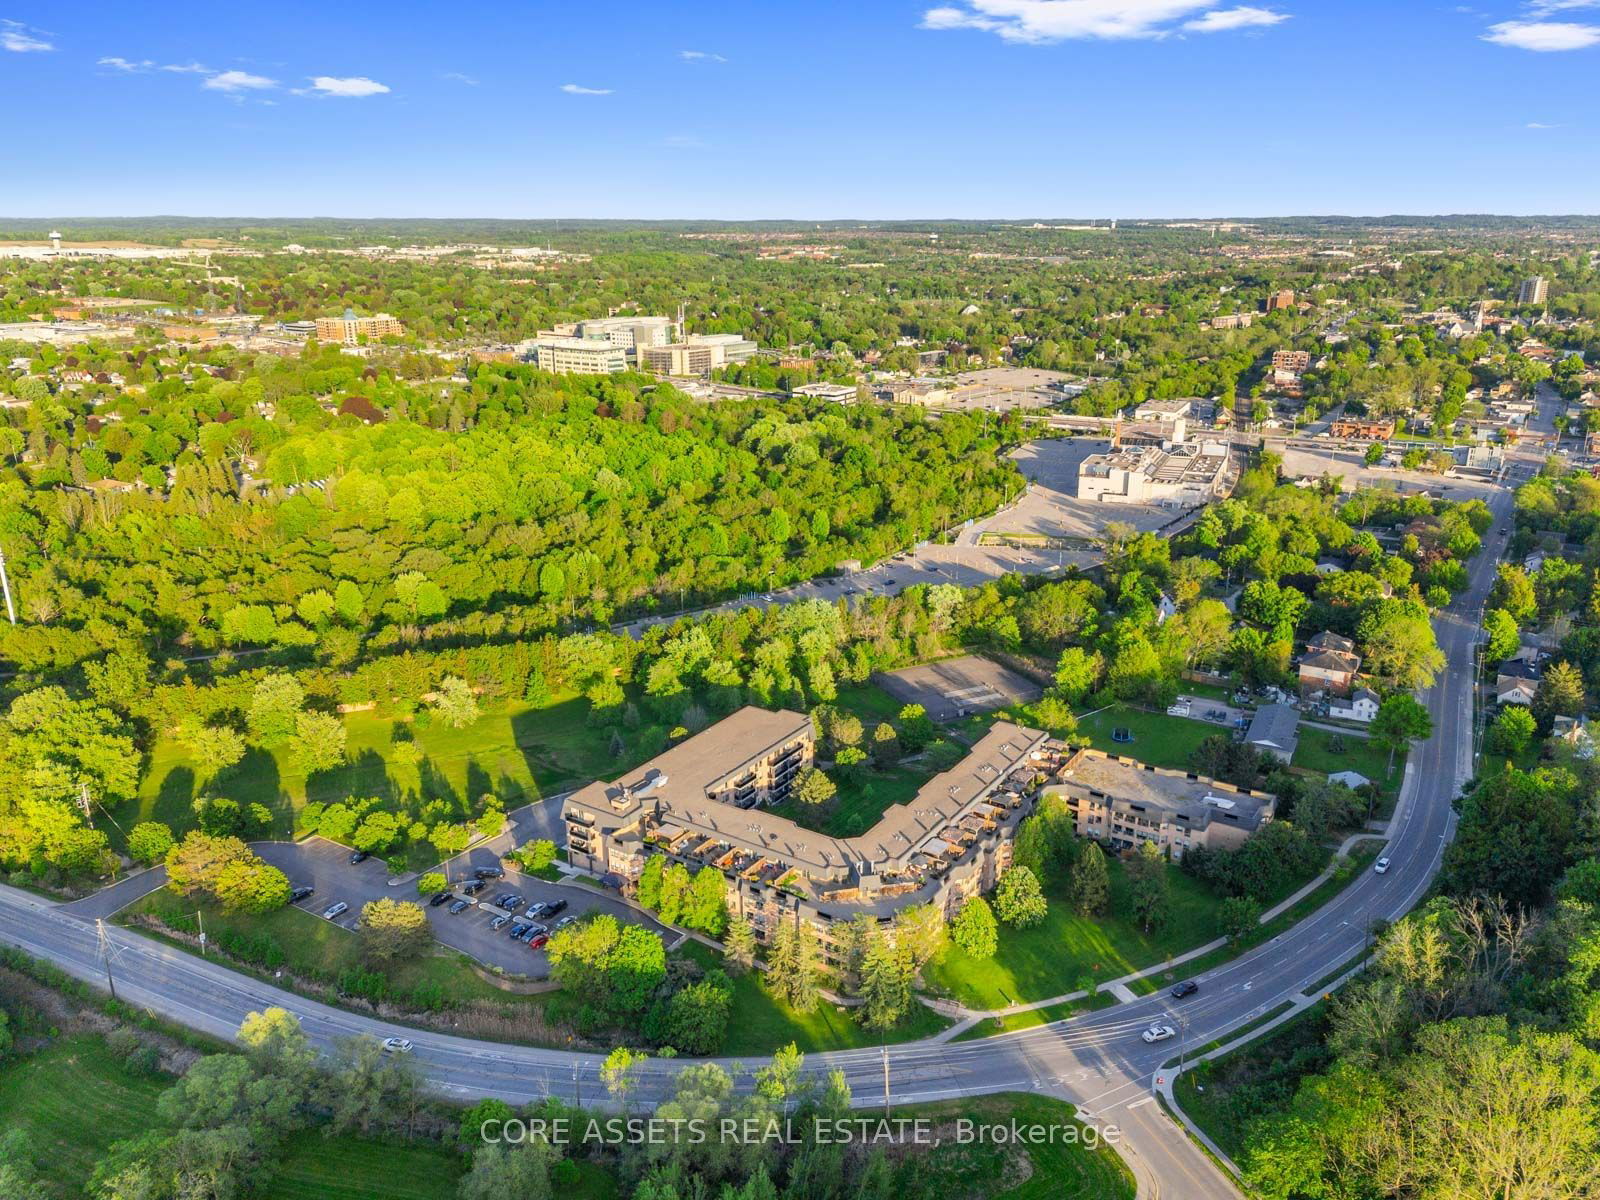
(904, 1093, 1135, 1199)
(0, 1035, 172, 1196)
(923, 858, 1227, 1010)
(264, 1133, 465, 1200)
(121, 692, 678, 850)
(1291, 726, 1403, 815)
(1072, 706, 1222, 772)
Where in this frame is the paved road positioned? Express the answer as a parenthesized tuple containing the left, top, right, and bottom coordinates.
(0, 427, 1539, 1197)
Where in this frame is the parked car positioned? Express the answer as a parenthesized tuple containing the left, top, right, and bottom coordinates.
(529, 934, 549, 950)
(489, 914, 510, 930)
(288, 886, 314, 904)
(448, 898, 470, 914)
(525, 901, 550, 919)
(381, 1037, 414, 1054)
(1141, 1024, 1177, 1044)
(322, 901, 349, 921)
(544, 899, 568, 917)
(348, 850, 370, 865)
(1170, 980, 1199, 999)
(1373, 856, 1392, 874)
(553, 915, 578, 931)
(491, 893, 514, 907)
(525, 922, 548, 936)
(502, 895, 525, 912)
(1166, 703, 1190, 717)
(508, 922, 530, 938)
(428, 891, 454, 908)
(474, 867, 505, 880)
(462, 879, 486, 896)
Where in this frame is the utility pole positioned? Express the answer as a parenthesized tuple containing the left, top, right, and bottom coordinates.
(197, 909, 207, 957)
(0, 546, 14, 625)
(95, 918, 117, 1001)
(573, 1060, 581, 1108)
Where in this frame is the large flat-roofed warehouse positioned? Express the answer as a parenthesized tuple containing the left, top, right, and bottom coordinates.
(563, 709, 1055, 954)
(1047, 747, 1276, 859)
(1075, 440, 1229, 506)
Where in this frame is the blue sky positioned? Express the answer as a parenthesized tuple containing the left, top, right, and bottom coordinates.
(1, 1, 1597, 218)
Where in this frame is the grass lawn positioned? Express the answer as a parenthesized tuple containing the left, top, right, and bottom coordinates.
(120, 693, 679, 850)
(0, 1035, 172, 1195)
(123, 887, 552, 1007)
(1072, 706, 1222, 772)
(677, 941, 952, 1054)
(951, 990, 1118, 1041)
(900, 1093, 1135, 1199)
(923, 859, 1227, 1010)
(264, 1133, 465, 1200)
(1291, 727, 1404, 816)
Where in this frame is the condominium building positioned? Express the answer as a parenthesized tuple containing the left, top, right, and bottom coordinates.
(1518, 276, 1548, 306)
(529, 337, 629, 375)
(313, 309, 405, 344)
(1265, 289, 1296, 312)
(1049, 747, 1276, 859)
(1271, 350, 1311, 373)
(562, 710, 1054, 954)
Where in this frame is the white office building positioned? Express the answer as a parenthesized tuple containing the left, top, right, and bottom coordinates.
(529, 337, 629, 375)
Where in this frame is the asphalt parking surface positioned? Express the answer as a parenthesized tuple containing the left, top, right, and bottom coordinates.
(258, 832, 670, 977)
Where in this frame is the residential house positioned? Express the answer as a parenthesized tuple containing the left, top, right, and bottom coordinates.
(1246, 703, 1301, 764)
(1328, 687, 1380, 723)
(1299, 631, 1362, 697)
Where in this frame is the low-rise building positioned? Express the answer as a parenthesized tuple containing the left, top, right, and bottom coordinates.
(314, 309, 405, 343)
(1076, 440, 1230, 507)
(1266, 289, 1296, 312)
(791, 382, 858, 404)
(1329, 416, 1397, 440)
(1049, 747, 1276, 860)
(1246, 703, 1300, 763)
(562, 710, 1055, 956)
(1299, 631, 1362, 697)
(1131, 396, 1193, 421)
(1328, 687, 1380, 723)
(528, 337, 629, 375)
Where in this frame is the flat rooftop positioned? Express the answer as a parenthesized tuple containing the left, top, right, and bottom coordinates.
(1055, 747, 1275, 833)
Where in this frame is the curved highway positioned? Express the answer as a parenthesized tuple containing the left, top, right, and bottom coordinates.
(0, 450, 1526, 1198)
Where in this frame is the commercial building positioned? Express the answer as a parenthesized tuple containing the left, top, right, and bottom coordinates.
(1518, 276, 1549, 306)
(1048, 747, 1276, 859)
(791, 382, 858, 404)
(562, 710, 1054, 952)
(1075, 440, 1230, 507)
(1131, 396, 1193, 421)
(573, 315, 678, 351)
(637, 333, 759, 376)
(1329, 416, 1396, 440)
(1266, 289, 1296, 312)
(314, 309, 405, 343)
(528, 337, 629, 375)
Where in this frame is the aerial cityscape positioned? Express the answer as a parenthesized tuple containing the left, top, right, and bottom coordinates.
(2, 3, 1599, 1199)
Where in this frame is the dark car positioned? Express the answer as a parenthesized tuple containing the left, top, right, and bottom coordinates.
(461, 879, 486, 895)
(1170, 980, 1199, 999)
(491, 893, 513, 907)
(348, 849, 371, 865)
(288, 886, 315, 904)
(428, 891, 454, 908)
(473, 867, 505, 880)
(448, 898, 471, 914)
(544, 898, 568, 917)
(508, 922, 530, 938)
(502, 895, 525, 913)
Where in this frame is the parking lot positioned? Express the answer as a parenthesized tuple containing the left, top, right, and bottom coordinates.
(260, 831, 669, 977)
(874, 655, 1043, 722)
(978, 439, 1176, 541)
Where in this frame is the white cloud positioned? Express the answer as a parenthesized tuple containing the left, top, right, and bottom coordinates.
(306, 75, 390, 97)
(561, 82, 613, 94)
(98, 55, 154, 71)
(161, 61, 212, 74)
(1482, 18, 1600, 48)
(1525, 120, 1563, 127)
(679, 49, 728, 62)
(2, 20, 53, 52)
(441, 71, 478, 85)
(1528, 0, 1599, 11)
(1183, 6, 1288, 31)
(203, 69, 277, 92)
(919, 1, 1289, 41)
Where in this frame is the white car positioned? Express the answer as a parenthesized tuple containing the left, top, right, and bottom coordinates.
(381, 1037, 414, 1054)
(321, 901, 348, 920)
(1141, 1024, 1177, 1044)
(1373, 857, 1392, 874)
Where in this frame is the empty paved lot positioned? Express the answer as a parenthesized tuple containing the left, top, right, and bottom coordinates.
(873, 655, 1043, 722)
